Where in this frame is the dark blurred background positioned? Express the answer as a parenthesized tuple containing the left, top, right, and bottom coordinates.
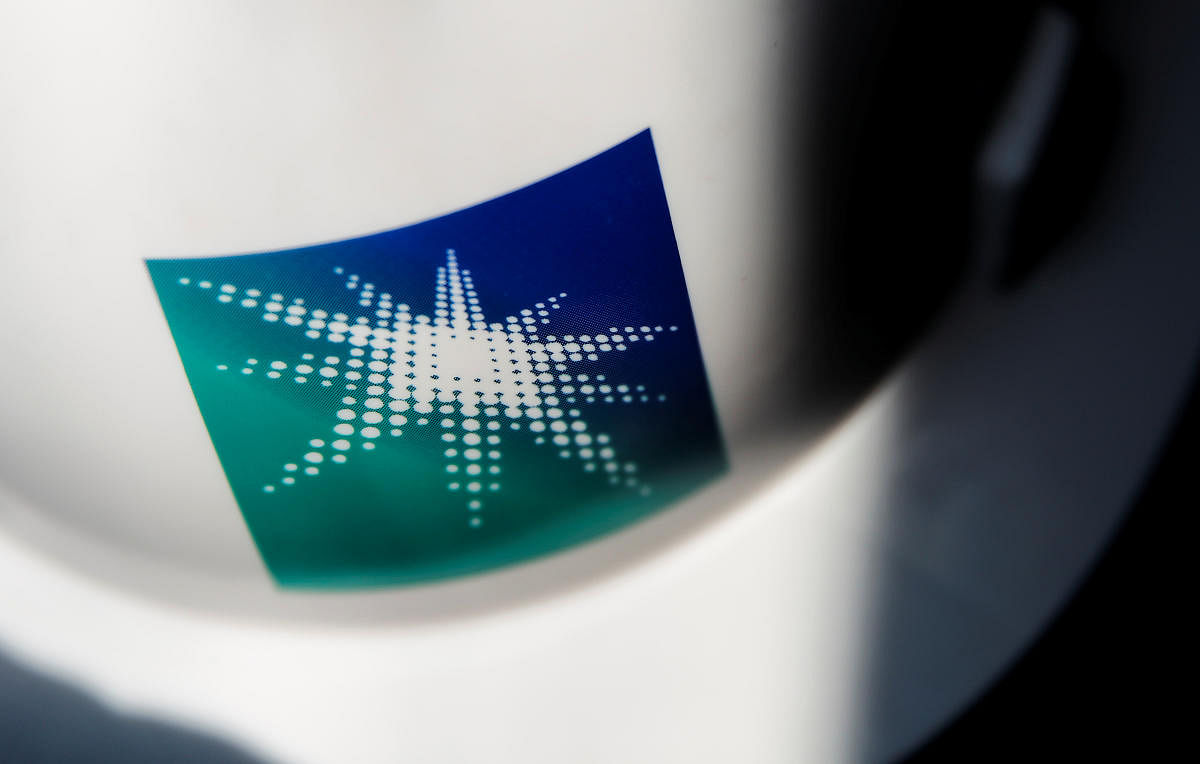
(903, 370, 1195, 761)
(797, 0, 1197, 759)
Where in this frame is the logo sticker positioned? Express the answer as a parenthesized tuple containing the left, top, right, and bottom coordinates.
(146, 130, 725, 587)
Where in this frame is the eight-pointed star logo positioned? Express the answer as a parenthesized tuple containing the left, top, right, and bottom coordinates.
(146, 130, 726, 588)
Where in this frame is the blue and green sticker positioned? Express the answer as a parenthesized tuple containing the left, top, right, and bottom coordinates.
(146, 130, 726, 588)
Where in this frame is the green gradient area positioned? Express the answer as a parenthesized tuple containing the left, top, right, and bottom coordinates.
(145, 132, 726, 588)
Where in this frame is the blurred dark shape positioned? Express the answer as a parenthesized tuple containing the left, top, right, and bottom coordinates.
(0, 651, 264, 763)
(849, 0, 1200, 760)
(904, 344, 1197, 761)
(998, 10, 1122, 289)
(798, 0, 1041, 406)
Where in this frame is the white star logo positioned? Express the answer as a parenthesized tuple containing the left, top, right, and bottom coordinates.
(179, 249, 680, 528)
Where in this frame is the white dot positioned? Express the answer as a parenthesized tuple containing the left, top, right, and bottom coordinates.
(362, 411, 383, 424)
(305, 466, 319, 475)
(361, 427, 380, 438)
(332, 454, 347, 463)
(332, 439, 350, 450)
(467, 482, 482, 493)
(337, 409, 356, 421)
(282, 476, 295, 485)
(462, 418, 480, 431)
(304, 452, 323, 464)
(333, 423, 354, 436)
(309, 438, 324, 448)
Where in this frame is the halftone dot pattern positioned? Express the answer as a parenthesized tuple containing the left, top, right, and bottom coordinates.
(146, 129, 725, 588)
(187, 250, 667, 526)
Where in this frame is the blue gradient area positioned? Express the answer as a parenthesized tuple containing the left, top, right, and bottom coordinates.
(147, 129, 726, 586)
